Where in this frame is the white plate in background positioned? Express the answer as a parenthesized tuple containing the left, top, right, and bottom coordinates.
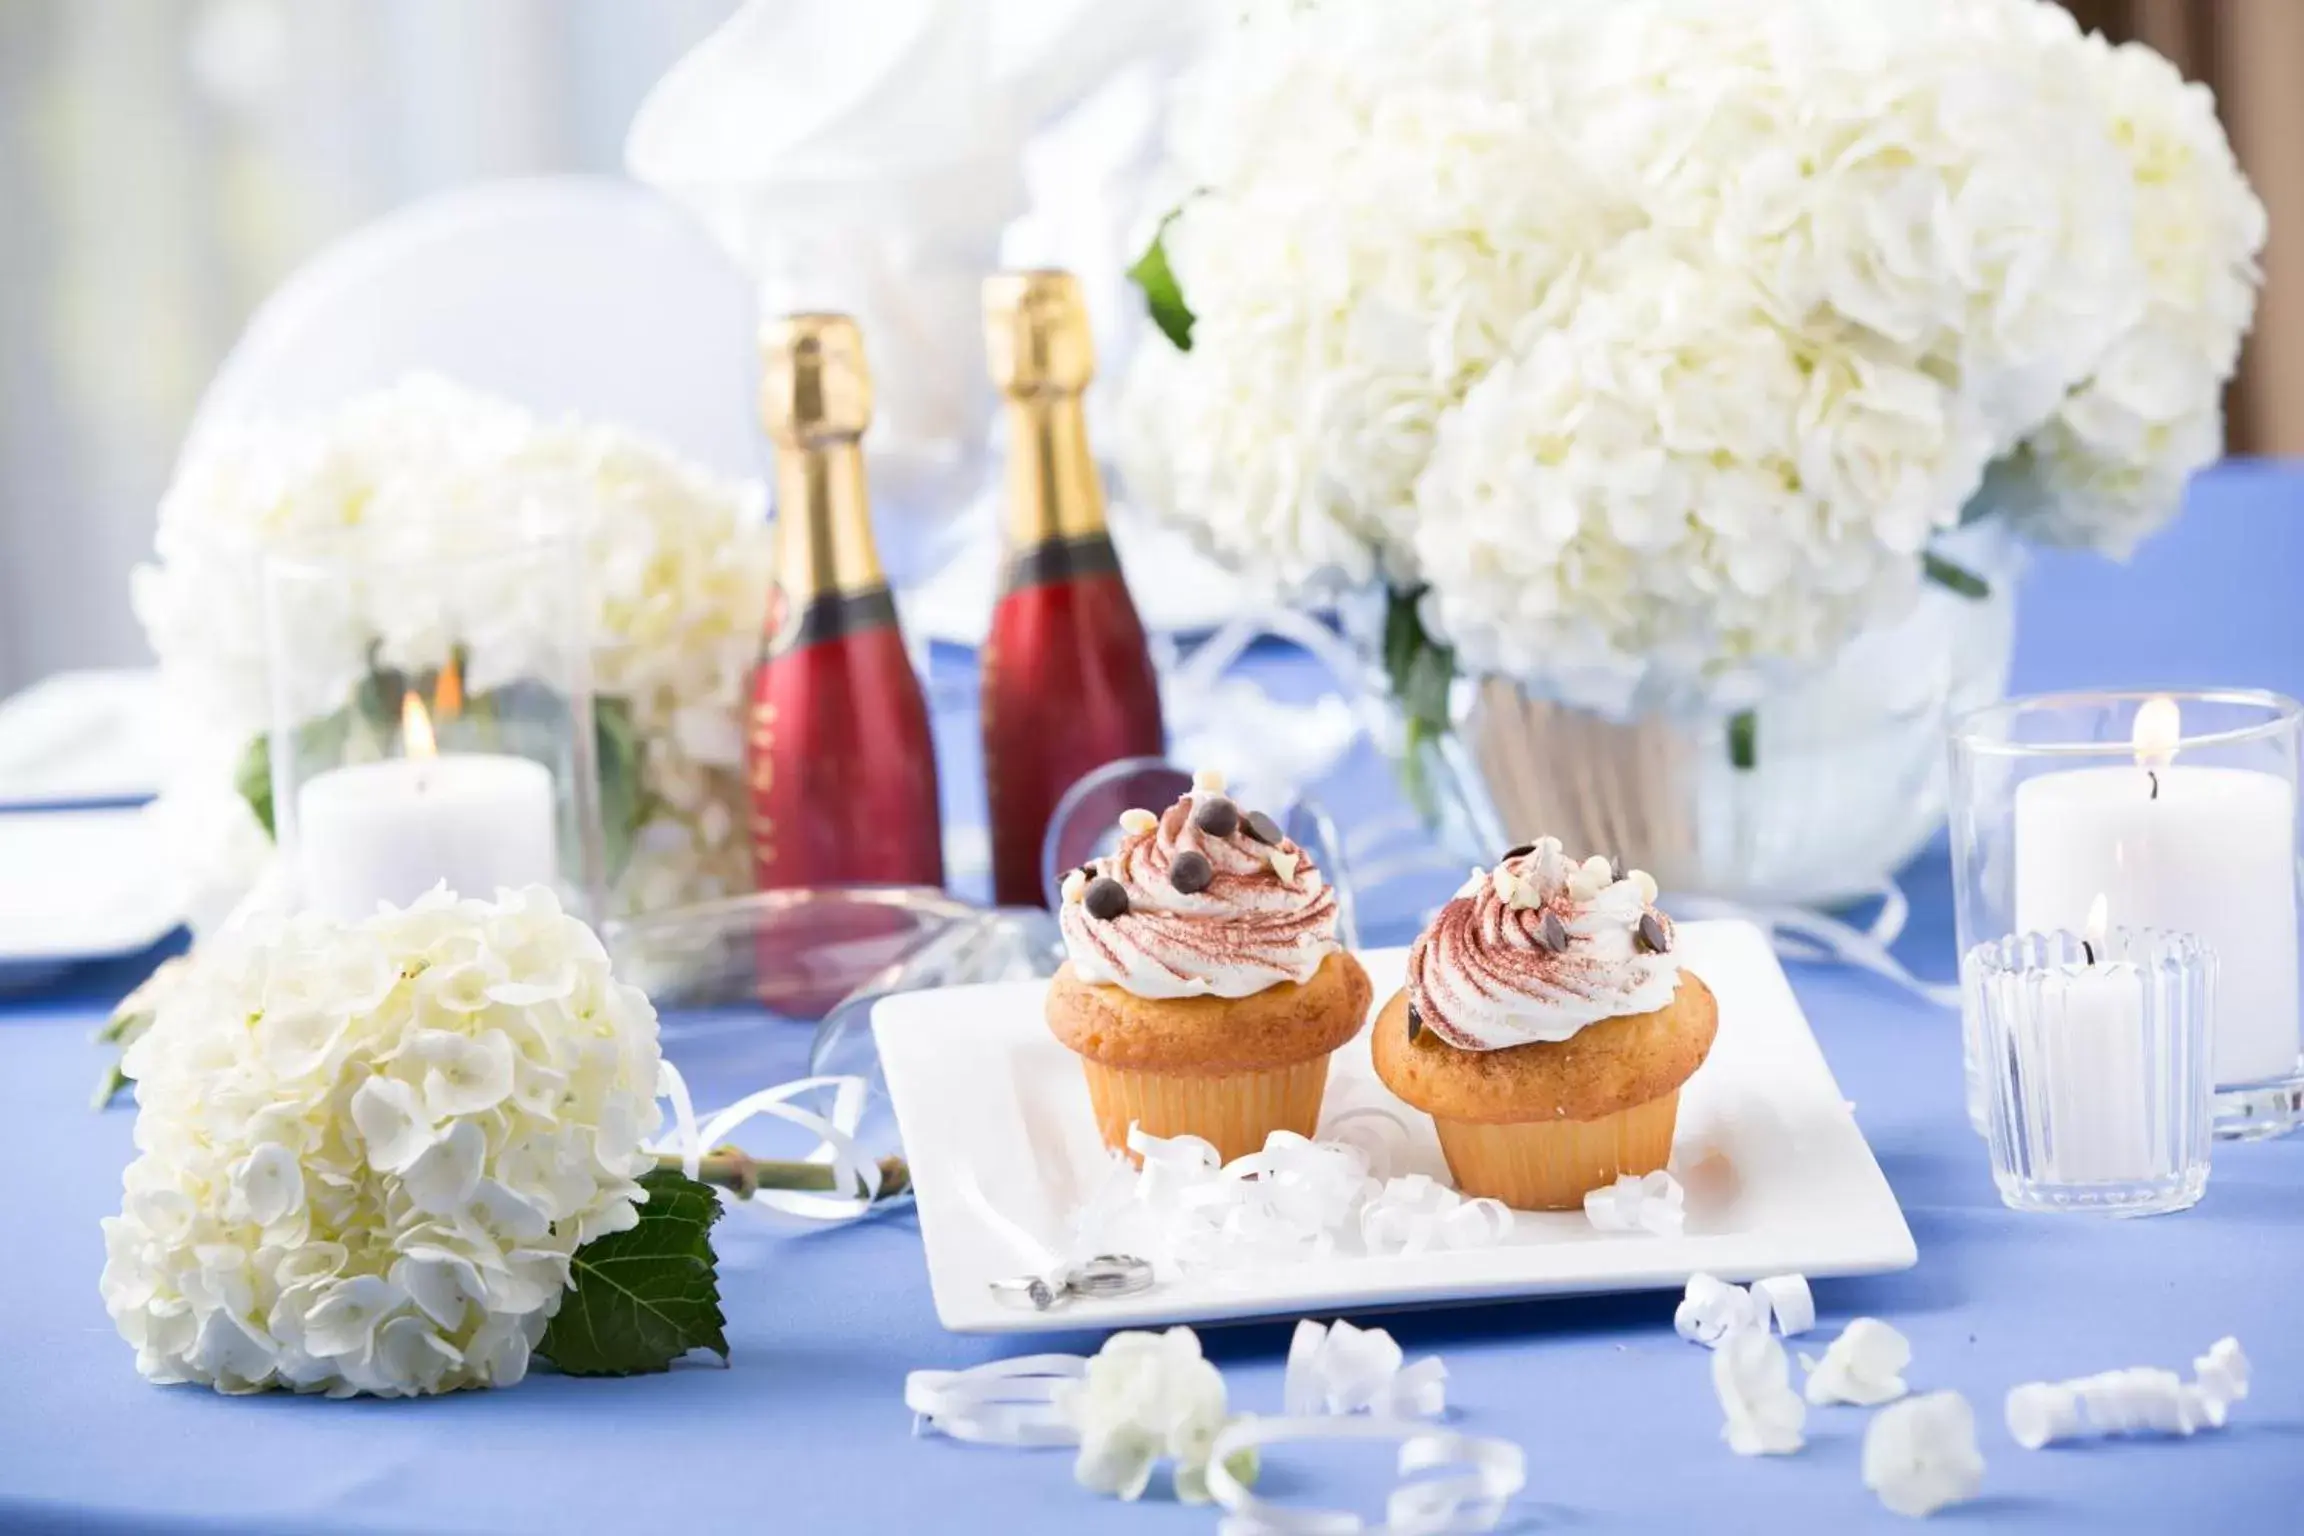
(876, 922, 1915, 1334)
(0, 670, 169, 810)
(0, 809, 183, 980)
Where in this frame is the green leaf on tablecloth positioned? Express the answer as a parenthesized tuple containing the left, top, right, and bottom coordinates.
(539, 1167, 728, 1377)
(1129, 210, 1196, 352)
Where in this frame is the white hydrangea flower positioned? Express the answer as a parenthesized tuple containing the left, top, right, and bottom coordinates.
(1982, 32, 2267, 554)
(1053, 1327, 1234, 1503)
(132, 376, 773, 920)
(1120, 0, 2261, 711)
(99, 885, 663, 1397)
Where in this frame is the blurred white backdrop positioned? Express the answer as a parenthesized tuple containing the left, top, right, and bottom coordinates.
(0, 0, 742, 694)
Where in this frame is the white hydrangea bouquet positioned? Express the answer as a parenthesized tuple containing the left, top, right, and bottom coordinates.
(102, 887, 705, 1394)
(101, 885, 901, 1396)
(134, 376, 774, 931)
(1120, 0, 2263, 761)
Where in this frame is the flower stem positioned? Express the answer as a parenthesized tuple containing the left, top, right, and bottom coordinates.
(1727, 709, 1759, 771)
(660, 1147, 912, 1204)
(1922, 551, 1991, 599)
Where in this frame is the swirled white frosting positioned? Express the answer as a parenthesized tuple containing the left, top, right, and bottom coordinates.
(1406, 837, 1680, 1050)
(1059, 792, 1339, 1000)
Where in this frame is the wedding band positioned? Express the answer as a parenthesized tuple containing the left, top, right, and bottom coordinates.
(1064, 1254, 1155, 1299)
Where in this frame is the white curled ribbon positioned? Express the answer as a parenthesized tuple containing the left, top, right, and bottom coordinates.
(1360, 1176, 1513, 1258)
(2006, 1336, 2250, 1448)
(1285, 1320, 1448, 1420)
(651, 1061, 883, 1222)
(905, 1355, 1088, 1447)
(1582, 1171, 1685, 1237)
(1206, 1417, 1526, 1536)
(1804, 1317, 1911, 1407)
(1672, 878, 1961, 1009)
(1069, 1126, 1510, 1277)
(1675, 1272, 1814, 1346)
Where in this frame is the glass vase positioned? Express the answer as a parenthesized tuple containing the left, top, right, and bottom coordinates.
(261, 527, 607, 924)
(1396, 525, 2022, 906)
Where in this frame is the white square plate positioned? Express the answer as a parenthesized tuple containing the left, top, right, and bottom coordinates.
(875, 921, 1915, 1334)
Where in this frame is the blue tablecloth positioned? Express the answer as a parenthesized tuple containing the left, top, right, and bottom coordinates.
(4, 462, 2302, 1534)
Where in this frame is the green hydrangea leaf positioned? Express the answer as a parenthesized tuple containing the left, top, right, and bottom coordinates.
(539, 1167, 729, 1377)
(1128, 211, 1196, 352)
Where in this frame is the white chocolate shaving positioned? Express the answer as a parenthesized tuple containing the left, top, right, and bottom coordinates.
(1061, 870, 1087, 905)
(1630, 869, 1659, 904)
(1753, 1274, 1815, 1338)
(1863, 1391, 1985, 1518)
(1119, 807, 1158, 836)
(1270, 847, 1300, 885)
(1192, 768, 1227, 794)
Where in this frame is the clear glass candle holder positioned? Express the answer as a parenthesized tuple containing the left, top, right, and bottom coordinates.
(1969, 927, 2212, 1216)
(262, 528, 606, 924)
(1950, 691, 2303, 1141)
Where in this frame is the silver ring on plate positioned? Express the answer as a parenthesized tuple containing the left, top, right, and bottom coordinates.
(989, 1275, 1061, 1311)
(1065, 1254, 1155, 1299)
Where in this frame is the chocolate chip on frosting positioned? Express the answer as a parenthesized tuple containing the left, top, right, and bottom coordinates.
(1535, 909, 1569, 953)
(1503, 843, 1536, 861)
(1084, 877, 1130, 921)
(1191, 796, 1241, 838)
(1638, 911, 1672, 953)
(1169, 849, 1214, 894)
(1243, 810, 1284, 845)
(1406, 1003, 1424, 1042)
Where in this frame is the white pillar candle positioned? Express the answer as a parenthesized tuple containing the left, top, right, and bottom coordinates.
(2008, 900, 2153, 1185)
(2013, 701, 2298, 1087)
(293, 704, 559, 921)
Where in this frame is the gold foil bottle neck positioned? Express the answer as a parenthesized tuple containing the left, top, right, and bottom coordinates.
(762, 313, 874, 444)
(983, 270, 1096, 397)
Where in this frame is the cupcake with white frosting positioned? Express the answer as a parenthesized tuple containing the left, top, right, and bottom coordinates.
(1371, 838, 1717, 1209)
(1046, 771, 1373, 1162)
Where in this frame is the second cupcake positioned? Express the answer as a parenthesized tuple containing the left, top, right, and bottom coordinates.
(1046, 772, 1372, 1162)
(1372, 838, 1717, 1210)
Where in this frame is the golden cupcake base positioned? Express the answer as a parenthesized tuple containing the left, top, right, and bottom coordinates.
(1080, 1056, 1332, 1165)
(1430, 1089, 1681, 1210)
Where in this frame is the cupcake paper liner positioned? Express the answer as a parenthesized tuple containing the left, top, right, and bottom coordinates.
(1080, 1055, 1332, 1165)
(1432, 1089, 1681, 1210)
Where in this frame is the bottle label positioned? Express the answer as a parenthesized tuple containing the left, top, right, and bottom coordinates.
(763, 582, 901, 660)
(998, 531, 1122, 597)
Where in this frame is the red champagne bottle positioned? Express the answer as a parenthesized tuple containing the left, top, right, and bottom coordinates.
(980, 270, 1166, 907)
(747, 313, 944, 896)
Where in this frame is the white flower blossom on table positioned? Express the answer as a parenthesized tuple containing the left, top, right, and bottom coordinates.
(132, 375, 773, 920)
(1121, 0, 2264, 713)
(99, 886, 664, 1397)
(1053, 1327, 1235, 1503)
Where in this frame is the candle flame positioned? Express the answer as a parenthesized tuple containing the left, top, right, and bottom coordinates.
(2085, 892, 2109, 953)
(402, 693, 438, 760)
(433, 654, 464, 721)
(2132, 695, 2181, 770)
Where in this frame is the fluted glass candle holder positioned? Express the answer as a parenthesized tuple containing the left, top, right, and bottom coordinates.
(262, 528, 606, 924)
(1950, 690, 2303, 1141)
(1969, 927, 2212, 1216)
